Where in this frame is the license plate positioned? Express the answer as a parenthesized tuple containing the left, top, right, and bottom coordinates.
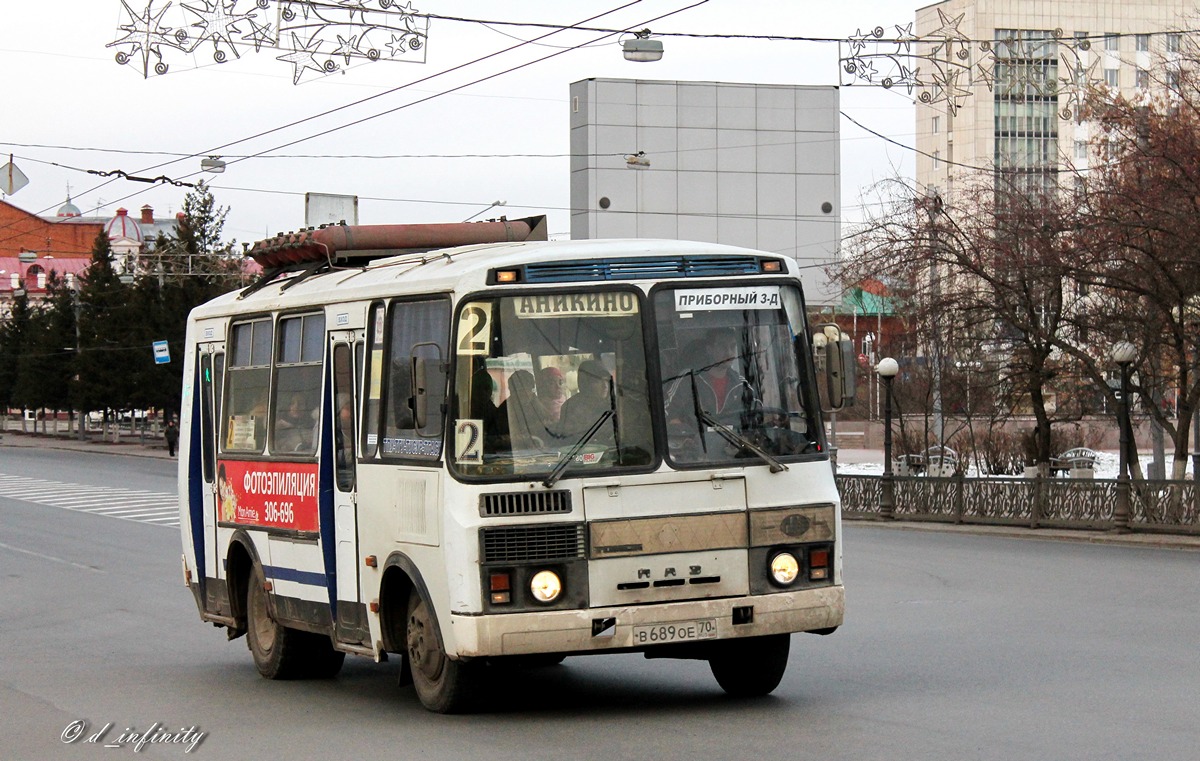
(632, 618, 718, 645)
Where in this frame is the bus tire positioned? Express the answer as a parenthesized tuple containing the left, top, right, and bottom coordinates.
(299, 633, 346, 679)
(708, 633, 790, 698)
(406, 592, 478, 713)
(246, 563, 307, 679)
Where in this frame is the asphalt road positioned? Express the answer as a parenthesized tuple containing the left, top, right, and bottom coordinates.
(2, 447, 1198, 760)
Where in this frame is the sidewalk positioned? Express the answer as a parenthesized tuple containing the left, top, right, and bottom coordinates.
(1, 429, 173, 459)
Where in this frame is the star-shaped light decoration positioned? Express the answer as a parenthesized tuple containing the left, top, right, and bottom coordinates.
(278, 30, 329, 84)
(333, 33, 361, 64)
(336, 0, 372, 24)
(242, 14, 277, 52)
(109, 0, 429, 83)
(1057, 49, 1101, 120)
(893, 22, 917, 55)
(925, 8, 971, 59)
(107, 0, 186, 78)
(182, 0, 256, 61)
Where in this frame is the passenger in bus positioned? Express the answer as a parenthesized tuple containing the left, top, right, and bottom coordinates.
(498, 370, 548, 450)
(468, 365, 509, 448)
(534, 366, 566, 424)
(276, 391, 317, 452)
(555, 360, 616, 446)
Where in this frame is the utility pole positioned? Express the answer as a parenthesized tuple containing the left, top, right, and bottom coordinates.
(928, 192, 945, 448)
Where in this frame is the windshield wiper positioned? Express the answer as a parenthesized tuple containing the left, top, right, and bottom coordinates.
(695, 407, 788, 473)
(685, 369, 786, 472)
(542, 409, 615, 488)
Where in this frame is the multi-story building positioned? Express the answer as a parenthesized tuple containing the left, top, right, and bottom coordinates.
(569, 78, 842, 305)
(915, 0, 1193, 198)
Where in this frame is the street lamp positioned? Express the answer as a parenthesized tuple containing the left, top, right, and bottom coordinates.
(1111, 340, 1137, 532)
(622, 29, 663, 62)
(876, 357, 900, 520)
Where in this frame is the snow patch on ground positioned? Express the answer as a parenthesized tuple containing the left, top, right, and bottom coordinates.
(835, 452, 1193, 479)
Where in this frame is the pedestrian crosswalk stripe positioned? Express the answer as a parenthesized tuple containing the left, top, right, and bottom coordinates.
(0, 473, 178, 528)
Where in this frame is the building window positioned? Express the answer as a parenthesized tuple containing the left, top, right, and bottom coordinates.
(1167, 33, 1181, 53)
(1136, 69, 1150, 89)
(932, 115, 940, 134)
(933, 150, 941, 170)
(1105, 69, 1119, 89)
(1168, 69, 1180, 90)
(1074, 140, 1088, 160)
(1135, 34, 1149, 52)
(1104, 33, 1119, 51)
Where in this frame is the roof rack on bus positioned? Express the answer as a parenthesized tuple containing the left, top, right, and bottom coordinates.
(239, 214, 548, 298)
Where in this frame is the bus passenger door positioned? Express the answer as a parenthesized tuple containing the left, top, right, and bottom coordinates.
(330, 334, 368, 645)
(195, 340, 224, 607)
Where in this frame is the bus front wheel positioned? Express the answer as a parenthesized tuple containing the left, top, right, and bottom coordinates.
(708, 633, 790, 697)
(406, 592, 478, 713)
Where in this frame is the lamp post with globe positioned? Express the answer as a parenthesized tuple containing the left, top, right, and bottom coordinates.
(1111, 340, 1137, 532)
(877, 357, 900, 520)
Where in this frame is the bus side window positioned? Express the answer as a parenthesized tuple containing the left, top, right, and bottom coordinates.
(361, 303, 385, 459)
(224, 320, 272, 454)
(199, 353, 215, 482)
(271, 313, 325, 456)
(332, 344, 356, 491)
(380, 299, 449, 459)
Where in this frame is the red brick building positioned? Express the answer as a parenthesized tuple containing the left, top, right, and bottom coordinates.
(1, 197, 176, 315)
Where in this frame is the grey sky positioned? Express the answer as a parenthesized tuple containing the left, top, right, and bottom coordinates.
(0, 0, 915, 245)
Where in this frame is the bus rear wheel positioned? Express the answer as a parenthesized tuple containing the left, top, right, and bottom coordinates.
(708, 633, 790, 697)
(406, 592, 478, 713)
(246, 564, 345, 679)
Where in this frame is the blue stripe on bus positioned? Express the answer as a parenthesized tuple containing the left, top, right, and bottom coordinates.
(188, 361, 206, 596)
(318, 359, 338, 619)
(264, 565, 328, 587)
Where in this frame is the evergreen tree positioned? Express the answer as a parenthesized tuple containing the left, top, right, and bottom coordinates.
(74, 231, 135, 417)
(0, 290, 33, 410)
(127, 184, 246, 418)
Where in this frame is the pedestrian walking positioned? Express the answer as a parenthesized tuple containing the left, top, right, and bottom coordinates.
(165, 419, 180, 457)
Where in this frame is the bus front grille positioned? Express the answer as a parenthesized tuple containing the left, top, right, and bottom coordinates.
(481, 524, 586, 563)
(480, 490, 572, 517)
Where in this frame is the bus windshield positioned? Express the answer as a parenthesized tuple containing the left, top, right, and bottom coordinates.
(655, 284, 822, 467)
(451, 289, 654, 478)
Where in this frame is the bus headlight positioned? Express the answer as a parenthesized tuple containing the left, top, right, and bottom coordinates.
(529, 570, 563, 603)
(769, 552, 800, 586)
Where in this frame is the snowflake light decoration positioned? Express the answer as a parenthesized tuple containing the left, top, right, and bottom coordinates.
(108, 0, 429, 84)
(840, 11, 1095, 119)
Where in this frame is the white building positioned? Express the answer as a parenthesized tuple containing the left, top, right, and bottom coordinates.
(569, 78, 842, 305)
(916, 0, 1194, 197)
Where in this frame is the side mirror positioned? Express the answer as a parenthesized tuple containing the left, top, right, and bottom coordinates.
(411, 355, 428, 429)
(815, 324, 857, 411)
(408, 340, 443, 432)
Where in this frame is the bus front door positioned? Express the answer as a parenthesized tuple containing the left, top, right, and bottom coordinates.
(329, 336, 369, 646)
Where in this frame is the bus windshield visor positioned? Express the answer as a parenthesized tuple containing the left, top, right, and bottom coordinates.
(451, 290, 654, 478)
(655, 284, 822, 467)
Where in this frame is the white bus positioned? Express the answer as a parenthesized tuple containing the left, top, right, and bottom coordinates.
(178, 216, 851, 713)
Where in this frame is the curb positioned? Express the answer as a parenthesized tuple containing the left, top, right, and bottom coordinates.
(846, 517, 1200, 551)
(1, 432, 172, 460)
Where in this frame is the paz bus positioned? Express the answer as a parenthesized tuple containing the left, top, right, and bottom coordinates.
(178, 215, 853, 713)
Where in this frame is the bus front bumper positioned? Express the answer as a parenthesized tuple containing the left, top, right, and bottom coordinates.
(448, 585, 843, 658)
